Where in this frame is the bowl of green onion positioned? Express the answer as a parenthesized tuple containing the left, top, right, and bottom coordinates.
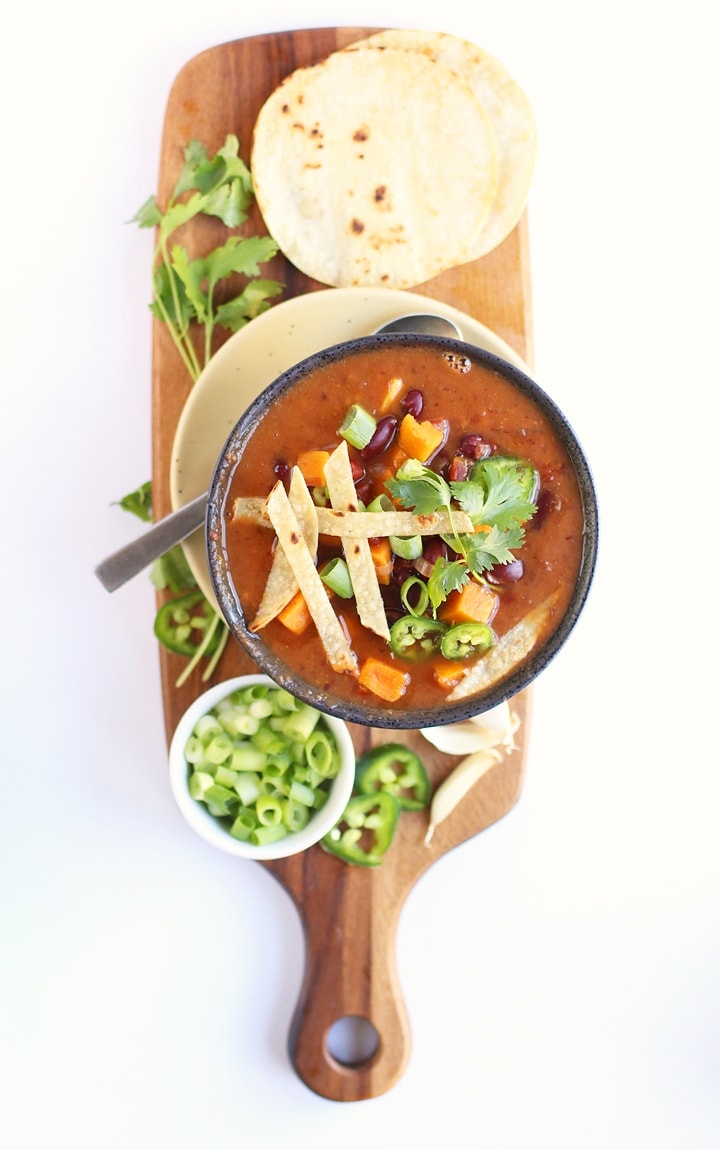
(168, 674, 356, 859)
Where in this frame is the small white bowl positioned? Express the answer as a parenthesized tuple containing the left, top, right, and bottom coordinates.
(168, 674, 356, 860)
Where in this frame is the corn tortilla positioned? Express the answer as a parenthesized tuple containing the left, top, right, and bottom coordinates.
(250, 46, 498, 288)
(347, 30, 537, 259)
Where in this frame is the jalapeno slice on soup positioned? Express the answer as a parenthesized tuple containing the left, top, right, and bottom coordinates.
(218, 343, 587, 713)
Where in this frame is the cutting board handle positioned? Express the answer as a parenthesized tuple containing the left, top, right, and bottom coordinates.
(285, 865, 411, 1101)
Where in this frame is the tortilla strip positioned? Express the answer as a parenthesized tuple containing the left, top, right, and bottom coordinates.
(264, 481, 358, 675)
(323, 443, 390, 641)
(446, 592, 561, 700)
(233, 498, 473, 539)
(316, 508, 474, 538)
(234, 496, 270, 522)
(250, 469, 319, 631)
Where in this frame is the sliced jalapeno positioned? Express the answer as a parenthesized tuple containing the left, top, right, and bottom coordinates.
(355, 744, 430, 811)
(154, 590, 223, 657)
(389, 615, 447, 660)
(440, 622, 495, 660)
(321, 791, 399, 866)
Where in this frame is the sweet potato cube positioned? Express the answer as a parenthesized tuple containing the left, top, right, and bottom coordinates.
(296, 450, 331, 488)
(438, 581, 499, 626)
(277, 591, 313, 634)
(397, 413, 445, 462)
(358, 657, 410, 702)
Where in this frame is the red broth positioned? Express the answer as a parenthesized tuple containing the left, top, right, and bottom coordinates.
(220, 344, 586, 711)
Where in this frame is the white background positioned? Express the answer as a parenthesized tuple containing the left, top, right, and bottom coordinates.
(2, 1, 718, 1147)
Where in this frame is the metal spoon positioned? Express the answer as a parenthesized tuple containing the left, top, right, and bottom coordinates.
(94, 312, 462, 592)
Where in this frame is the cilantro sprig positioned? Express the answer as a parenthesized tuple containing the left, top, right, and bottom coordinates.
(115, 137, 284, 685)
(386, 456, 537, 613)
(132, 134, 282, 381)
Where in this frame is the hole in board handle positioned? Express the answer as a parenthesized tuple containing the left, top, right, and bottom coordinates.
(325, 1016, 380, 1067)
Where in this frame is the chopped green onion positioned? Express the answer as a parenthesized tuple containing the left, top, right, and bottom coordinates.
(389, 534, 423, 560)
(214, 766, 239, 789)
(282, 799, 311, 832)
(256, 794, 284, 827)
(230, 809, 257, 840)
(230, 746, 266, 773)
(234, 772, 262, 806)
(188, 771, 214, 799)
(250, 824, 288, 846)
(320, 557, 354, 599)
(366, 494, 395, 513)
(337, 404, 377, 450)
(289, 779, 317, 807)
(183, 685, 343, 847)
(204, 734, 234, 764)
(305, 730, 339, 778)
(400, 576, 430, 617)
(282, 704, 321, 744)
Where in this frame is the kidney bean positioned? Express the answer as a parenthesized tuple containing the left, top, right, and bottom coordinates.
(349, 459, 366, 483)
(447, 454, 472, 482)
(360, 415, 398, 460)
(486, 559, 524, 584)
(391, 559, 417, 586)
(459, 434, 490, 460)
(422, 537, 448, 565)
(531, 488, 559, 528)
(401, 389, 424, 417)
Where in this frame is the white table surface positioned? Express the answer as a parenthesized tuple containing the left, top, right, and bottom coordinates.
(2, 2, 718, 1146)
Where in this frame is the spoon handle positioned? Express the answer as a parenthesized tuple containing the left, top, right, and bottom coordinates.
(94, 491, 208, 592)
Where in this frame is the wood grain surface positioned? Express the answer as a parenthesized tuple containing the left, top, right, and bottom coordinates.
(151, 28, 534, 1101)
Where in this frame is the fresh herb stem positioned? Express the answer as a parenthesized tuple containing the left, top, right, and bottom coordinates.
(114, 135, 284, 686)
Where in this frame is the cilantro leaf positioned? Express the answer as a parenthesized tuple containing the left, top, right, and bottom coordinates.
(115, 481, 153, 522)
(427, 559, 469, 612)
(202, 176, 254, 228)
(158, 193, 207, 238)
(215, 279, 284, 333)
(150, 545, 197, 594)
(172, 140, 210, 197)
(131, 134, 282, 383)
(385, 461, 451, 515)
(451, 457, 537, 529)
(204, 234, 279, 285)
(131, 195, 163, 229)
(461, 523, 526, 573)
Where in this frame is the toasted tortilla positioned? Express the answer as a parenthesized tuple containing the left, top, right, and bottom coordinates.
(264, 482, 358, 675)
(250, 468, 318, 631)
(347, 30, 536, 259)
(250, 45, 498, 288)
(323, 443, 391, 641)
(233, 498, 473, 539)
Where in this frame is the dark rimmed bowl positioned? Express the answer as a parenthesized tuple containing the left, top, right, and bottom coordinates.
(206, 333, 598, 729)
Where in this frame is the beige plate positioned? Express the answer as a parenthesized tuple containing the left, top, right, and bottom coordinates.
(170, 286, 528, 604)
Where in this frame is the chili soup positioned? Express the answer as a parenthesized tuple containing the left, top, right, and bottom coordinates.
(207, 335, 596, 727)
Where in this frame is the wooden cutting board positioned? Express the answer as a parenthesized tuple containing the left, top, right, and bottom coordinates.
(151, 28, 534, 1101)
